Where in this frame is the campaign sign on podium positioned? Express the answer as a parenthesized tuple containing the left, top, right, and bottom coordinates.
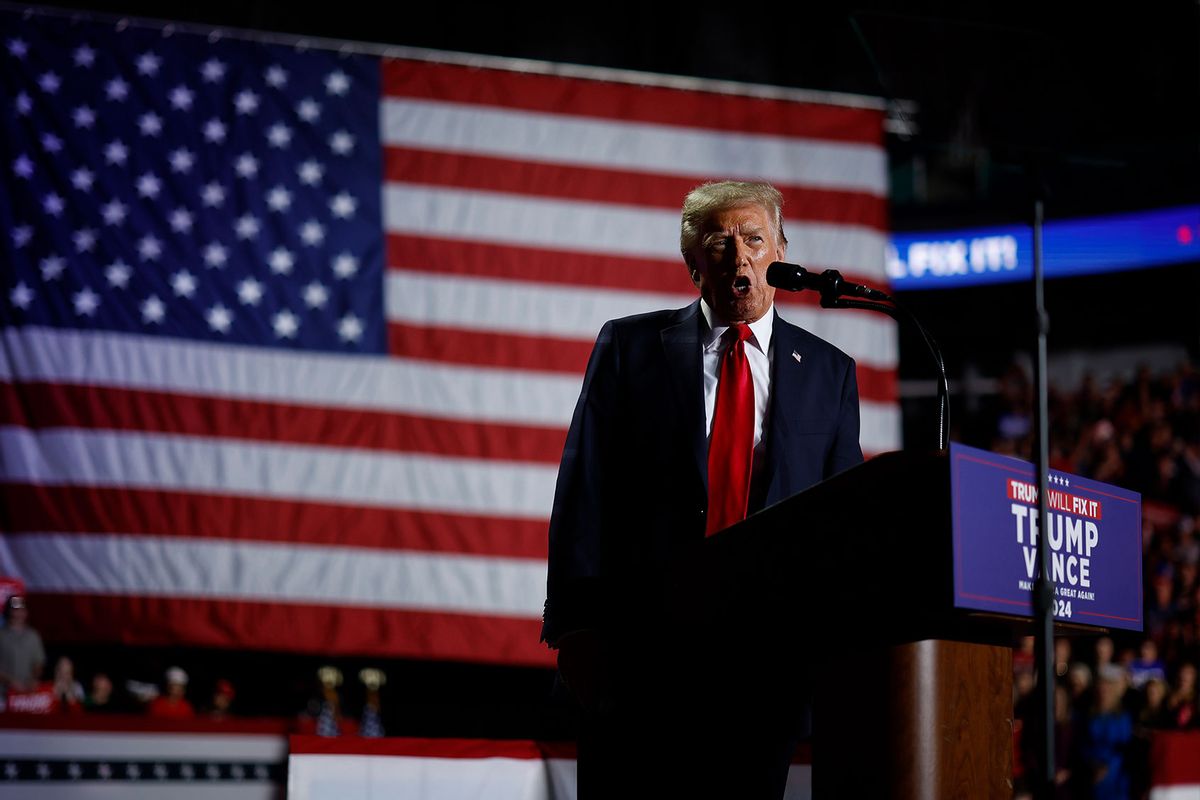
(950, 442, 1143, 631)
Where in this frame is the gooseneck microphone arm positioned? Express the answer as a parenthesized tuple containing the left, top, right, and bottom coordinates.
(766, 261, 950, 451)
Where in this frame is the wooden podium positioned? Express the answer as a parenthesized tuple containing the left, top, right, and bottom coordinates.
(666, 451, 1016, 798)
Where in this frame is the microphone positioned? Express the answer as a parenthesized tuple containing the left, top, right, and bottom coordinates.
(766, 261, 890, 302)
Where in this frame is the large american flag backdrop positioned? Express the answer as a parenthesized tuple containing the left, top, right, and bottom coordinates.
(0, 11, 897, 667)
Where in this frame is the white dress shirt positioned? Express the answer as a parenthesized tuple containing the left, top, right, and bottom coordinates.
(699, 300, 774, 471)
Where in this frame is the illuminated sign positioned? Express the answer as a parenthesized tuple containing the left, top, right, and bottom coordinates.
(888, 204, 1200, 290)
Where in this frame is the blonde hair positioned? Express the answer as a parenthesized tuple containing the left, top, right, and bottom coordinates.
(679, 180, 787, 256)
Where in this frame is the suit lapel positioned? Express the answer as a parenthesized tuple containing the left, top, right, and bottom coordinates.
(660, 301, 708, 491)
(761, 313, 804, 507)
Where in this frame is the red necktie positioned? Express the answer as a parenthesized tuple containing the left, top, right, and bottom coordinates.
(706, 323, 755, 536)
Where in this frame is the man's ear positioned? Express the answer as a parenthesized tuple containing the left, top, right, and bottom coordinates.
(683, 254, 701, 288)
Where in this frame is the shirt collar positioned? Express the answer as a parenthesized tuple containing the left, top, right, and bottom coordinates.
(700, 298, 774, 355)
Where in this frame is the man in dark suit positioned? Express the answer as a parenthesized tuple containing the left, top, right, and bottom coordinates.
(542, 181, 864, 798)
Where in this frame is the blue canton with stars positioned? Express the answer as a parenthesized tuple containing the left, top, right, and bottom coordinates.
(1, 12, 385, 353)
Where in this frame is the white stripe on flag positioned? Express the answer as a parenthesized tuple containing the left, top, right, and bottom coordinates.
(383, 184, 887, 274)
(0, 730, 286, 760)
(0, 327, 582, 426)
(288, 752, 550, 800)
(381, 98, 888, 196)
(0, 533, 546, 617)
(384, 271, 899, 370)
(0, 426, 558, 518)
(775, 301, 898, 371)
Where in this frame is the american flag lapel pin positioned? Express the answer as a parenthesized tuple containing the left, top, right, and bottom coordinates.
(792, 350, 802, 364)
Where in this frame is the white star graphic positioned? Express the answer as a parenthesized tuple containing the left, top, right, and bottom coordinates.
(38, 71, 61, 93)
(303, 281, 329, 309)
(13, 154, 34, 179)
(234, 153, 259, 178)
(329, 130, 354, 155)
(15, 91, 32, 115)
(338, 313, 363, 342)
(180, 764, 195, 780)
(36, 762, 50, 780)
(265, 65, 288, 87)
(169, 208, 194, 233)
(141, 295, 165, 324)
(137, 235, 163, 261)
(266, 186, 292, 212)
(297, 160, 323, 186)
(105, 261, 132, 288)
(67, 762, 83, 780)
(104, 139, 128, 165)
(234, 89, 260, 115)
(72, 228, 97, 253)
(169, 85, 195, 111)
(40, 255, 66, 280)
(136, 52, 161, 76)
(136, 172, 162, 198)
(267, 123, 292, 148)
(73, 44, 96, 67)
(268, 248, 295, 274)
(72, 105, 96, 128)
(105, 77, 129, 101)
(203, 242, 228, 268)
(236, 277, 264, 305)
(235, 214, 261, 240)
(138, 112, 163, 136)
(12, 225, 33, 248)
(7, 38, 28, 58)
(97, 763, 112, 780)
(73, 287, 100, 316)
(329, 193, 357, 219)
(201, 182, 226, 208)
(10, 282, 34, 309)
(200, 58, 226, 83)
(332, 253, 359, 279)
(325, 70, 350, 96)
(70, 167, 94, 191)
(169, 148, 195, 173)
(42, 193, 65, 216)
(299, 220, 325, 246)
(206, 303, 233, 333)
(170, 270, 197, 298)
(101, 199, 127, 226)
(272, 309, 300, 339)
(203, 118, 227, 144)
(229, 764, 246, 780)
(296, 98, 320, 122)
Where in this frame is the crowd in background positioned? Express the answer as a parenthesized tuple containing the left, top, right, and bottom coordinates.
(984, 362, 1200, 799)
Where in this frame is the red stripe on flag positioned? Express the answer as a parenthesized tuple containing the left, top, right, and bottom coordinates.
(26, 593, 554, 666)
(289, 735, 550, 759)
(382, 60, 884, 145)
(386, 322, 898, 403)
(386, 235, 890, 297)
(388, 322, 592, 375)
(0, 484, 549, 559)
(384, 147, 888, 230)
(0, 382, 566, 464)
(1151, 731, 1200, 785)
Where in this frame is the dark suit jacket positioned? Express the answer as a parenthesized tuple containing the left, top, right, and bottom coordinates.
(541, 300, 863, 646)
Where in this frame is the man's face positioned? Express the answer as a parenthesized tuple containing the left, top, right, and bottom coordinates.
(686, 203, 784, 324)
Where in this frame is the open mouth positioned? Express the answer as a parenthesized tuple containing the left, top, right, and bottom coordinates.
(732, 275, 751, 297)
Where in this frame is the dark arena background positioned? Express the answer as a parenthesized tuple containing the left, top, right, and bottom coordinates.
(1, 3, 1198, 798)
